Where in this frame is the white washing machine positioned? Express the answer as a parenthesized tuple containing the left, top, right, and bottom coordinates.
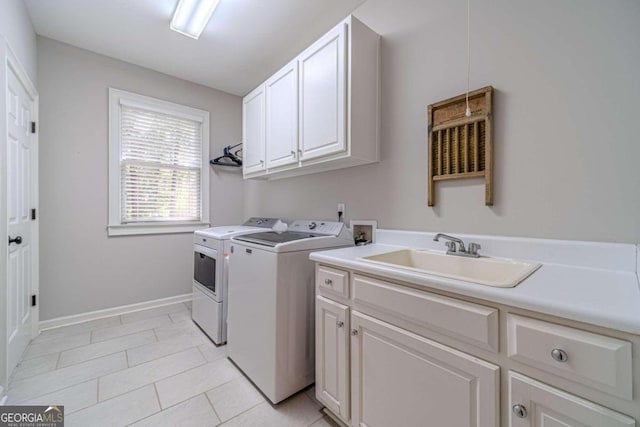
(227, 220, 353, 403)
(192, 218, 282, 344)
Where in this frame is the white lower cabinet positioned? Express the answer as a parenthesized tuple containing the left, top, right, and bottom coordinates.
(315, 265, 638, 427)
(508, 372, 634, 427)
(350, 311, 500, 427)
(315, 296, 350, 422)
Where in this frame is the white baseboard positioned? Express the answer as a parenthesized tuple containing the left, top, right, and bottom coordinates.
(39, 293, 192, 332)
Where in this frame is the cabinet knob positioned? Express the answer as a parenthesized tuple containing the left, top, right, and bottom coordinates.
(512, 404, 528, 419)
(260, 160, 264, 164)
(351, 329, 358, 336)
(324, 279, 333, 286)
(291, 150, 296, 156)
(336, 320, 344, 328)
(551, 348, 568, 363)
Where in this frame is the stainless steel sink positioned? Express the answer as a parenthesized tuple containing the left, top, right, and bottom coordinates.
(359, 249, 541, 288)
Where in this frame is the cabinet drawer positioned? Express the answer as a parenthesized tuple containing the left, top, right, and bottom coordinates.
(317, 265, 349, 298)
(508, 371, 634, 427)
(507, 314, 633, 399)
(352, 274, 499, 352)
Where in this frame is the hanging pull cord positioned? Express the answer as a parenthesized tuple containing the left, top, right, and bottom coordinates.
(465, 0, 472, 117)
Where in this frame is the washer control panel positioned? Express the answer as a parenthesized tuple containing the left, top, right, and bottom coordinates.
(289, 220, 344, 236)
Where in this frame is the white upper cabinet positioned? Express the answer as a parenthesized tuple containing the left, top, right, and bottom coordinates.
(265, 60, 299, 169)
(243, 15, 380, 180)
(242, 85, 266, 176)
(298, 23, 346, 161)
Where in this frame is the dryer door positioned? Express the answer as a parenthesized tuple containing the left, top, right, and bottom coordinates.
(194, 244, 219, 300)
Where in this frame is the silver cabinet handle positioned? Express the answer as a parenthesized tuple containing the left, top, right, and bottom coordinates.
(291, 150, 296, 156)
(324, 279, 333, 286)
(551, 348, 568, 363)
(336, 320, 344, 328)
(512, 404, 527, 418)
(351, 329, 358, 336)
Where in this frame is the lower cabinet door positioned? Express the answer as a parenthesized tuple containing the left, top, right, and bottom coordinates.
(508, 371, 634, 427)
(350, 311, 499, 427)
(316, 296, 350, 422)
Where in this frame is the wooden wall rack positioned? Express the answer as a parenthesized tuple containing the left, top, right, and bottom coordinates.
(427, 86, 493, 206)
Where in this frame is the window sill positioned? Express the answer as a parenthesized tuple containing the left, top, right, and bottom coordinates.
(108, 222, 210, 237)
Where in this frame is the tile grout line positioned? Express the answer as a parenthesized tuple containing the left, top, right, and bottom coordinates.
(203, 390, 223, 425)
(44, 331, 160, 370)
(129, 343, 203, 368)
(10, 378, 98, 407)
(215, 401, 266, 426)
(11, 310, 188, 390)
(11, 351, 129, 403)
(153, 366, 238, 412)
(54, 352, 62, 370)
(12, 331, 204, 400)
(96, 356, 209, 404)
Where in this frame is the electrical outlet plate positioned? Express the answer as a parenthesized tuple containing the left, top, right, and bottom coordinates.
(337, 203, 345, 214)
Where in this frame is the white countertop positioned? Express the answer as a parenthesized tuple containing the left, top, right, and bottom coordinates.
(310, 235, 640, 335)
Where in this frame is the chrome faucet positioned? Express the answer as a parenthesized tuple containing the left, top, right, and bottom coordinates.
(433, 233, 481, 258)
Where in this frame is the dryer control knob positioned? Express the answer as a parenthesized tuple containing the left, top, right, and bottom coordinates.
(308, 222, 317, 230)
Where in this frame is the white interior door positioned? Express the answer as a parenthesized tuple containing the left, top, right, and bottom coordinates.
(5, 54, 37, 377)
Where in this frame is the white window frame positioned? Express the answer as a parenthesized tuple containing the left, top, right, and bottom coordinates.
(108, 88, 210, 236)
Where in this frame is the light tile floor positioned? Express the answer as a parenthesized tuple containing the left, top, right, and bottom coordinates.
(8, 303, 338, 427)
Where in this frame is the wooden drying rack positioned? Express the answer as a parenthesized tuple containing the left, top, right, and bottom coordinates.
(427, 86, 493, 206)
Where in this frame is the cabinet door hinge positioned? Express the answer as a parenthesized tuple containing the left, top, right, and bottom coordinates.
(31, 122, 36, 134)
(31, 295, 37, 307)
(31, 208, 37, 220)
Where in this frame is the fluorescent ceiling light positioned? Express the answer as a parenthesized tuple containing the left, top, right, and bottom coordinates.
(170, 0, 221, 40)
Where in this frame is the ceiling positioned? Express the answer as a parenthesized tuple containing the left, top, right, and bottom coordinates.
(25, 0, 366, 96)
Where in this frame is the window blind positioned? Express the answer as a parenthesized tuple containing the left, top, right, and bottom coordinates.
(120, 105, 202, 223)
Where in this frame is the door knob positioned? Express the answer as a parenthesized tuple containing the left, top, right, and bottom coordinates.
(8, 235, 23, 245)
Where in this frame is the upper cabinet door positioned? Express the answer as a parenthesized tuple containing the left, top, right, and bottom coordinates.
(242, 85, 266, 175)
(298, 23, 347, 162)
(265, 60, 299, 169)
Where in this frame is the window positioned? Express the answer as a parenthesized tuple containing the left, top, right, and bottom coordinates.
(108, 88, 209, 236)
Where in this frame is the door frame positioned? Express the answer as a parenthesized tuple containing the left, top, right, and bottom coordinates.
(0, 37, 39, 393)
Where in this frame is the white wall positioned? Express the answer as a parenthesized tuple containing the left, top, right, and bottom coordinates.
(244, 0, 640, 244)
(0, 0, 37, 83)
(38, 37, 243, 321)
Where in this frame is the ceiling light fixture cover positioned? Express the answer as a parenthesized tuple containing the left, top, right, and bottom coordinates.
(170, 0, 221, 39)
